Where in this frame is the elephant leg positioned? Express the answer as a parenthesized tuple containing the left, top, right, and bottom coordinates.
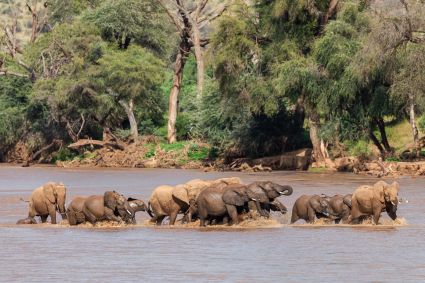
(169, 212, 178, 225)
(373, 210, 381, 225)
(104, 207, 121, 223)
(67, 211, 77, 226)
(200, 217, 206, 227)
(83, 207, 97, 225)
(334, 218, 341, 224)
(307, 206, 316, 223)
(225, 204, 239, 225)
(40, 215, 48, 223)
(48, 205, 57, 224)
(156, 215, 165, 225)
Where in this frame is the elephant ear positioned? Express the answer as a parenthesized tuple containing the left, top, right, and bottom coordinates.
(373, 181, 388, 203)
(172, 185, 189, 205)
(104, 191, 118, 210)
(43, 182, 57, 204)
(391, 182, 400, 193)
(222, 189, 245, 206)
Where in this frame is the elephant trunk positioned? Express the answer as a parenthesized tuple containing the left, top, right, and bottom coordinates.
(57, 194, 67, 219)
(146, 201, 154, 218)
(278, 185, 293, 196)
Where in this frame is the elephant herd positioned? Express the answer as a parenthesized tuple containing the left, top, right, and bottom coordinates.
(16, 178, 401, 227)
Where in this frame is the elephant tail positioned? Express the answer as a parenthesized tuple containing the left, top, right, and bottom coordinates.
(147, 201, 154, 218)
(19, 197, 30, 203)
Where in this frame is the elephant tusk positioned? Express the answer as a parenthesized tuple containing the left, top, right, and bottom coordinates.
(391, 201, 396, 206)
(126, 209, 132, 216)
(250, 198, 258, 201)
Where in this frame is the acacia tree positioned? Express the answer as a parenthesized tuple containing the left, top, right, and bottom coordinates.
(0, 0, 49, 79)
(98, 46, 165, 140)
(157, 0, 231, 143)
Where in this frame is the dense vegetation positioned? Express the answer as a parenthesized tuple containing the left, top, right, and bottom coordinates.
(0, 0, 424, 165)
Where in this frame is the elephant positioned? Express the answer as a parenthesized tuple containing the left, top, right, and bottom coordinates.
(322, 194, 352, 224)
(290, 194, 331, 224)
(147, 177, 242, 225)
(245, 182, 293, 218)
(349, 181, 400, 224)
(196, 182, 285, 226)
(66, 196, 88, 225)
(81, 191, 133, 225)
(123, 197, 147, 224)
(68, 195, 146, 225)
(17, 182, 67, 224)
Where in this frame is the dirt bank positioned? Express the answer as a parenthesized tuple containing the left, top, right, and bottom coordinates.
(321, 156, 425, 178)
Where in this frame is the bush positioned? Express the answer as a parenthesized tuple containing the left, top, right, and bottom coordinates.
(418, 115, 425, 133)
(345, 139, 372, 158)
(187, 144, 209, 161)
(51, 148, 77, 162)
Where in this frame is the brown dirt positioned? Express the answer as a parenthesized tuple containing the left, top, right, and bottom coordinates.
(56, 140, 205, 169)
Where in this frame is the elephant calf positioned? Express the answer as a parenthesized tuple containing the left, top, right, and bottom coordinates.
(196, 181, 292, 226)
(17, 182, 67, 224)
(67, 191, 133, 225)
(323, 194, 352, 224)
(290, 194, 331, 224)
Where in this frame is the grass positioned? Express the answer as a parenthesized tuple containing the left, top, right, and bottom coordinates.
(385, 119, 417, 154)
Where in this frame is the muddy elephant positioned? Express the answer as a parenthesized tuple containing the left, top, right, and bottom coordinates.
(17, 182, 67, 224)
(81, 191, 133, 225)
(245, 182, 293, 218)
(67, 196, 87, 225)
(123, 198, 147, 224)
(196, 182, 284, 226)
(68, 195, 145, 225)
(350, 181, 399, 224)
(290, 194, 331, 224)
(147, 177, 242, 225)
(323, 194, 352, 224)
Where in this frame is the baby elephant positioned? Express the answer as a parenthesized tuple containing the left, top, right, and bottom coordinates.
(324, 194, 352, 224)
(291, 194, 331, 224)
(67, 194, 146, 225)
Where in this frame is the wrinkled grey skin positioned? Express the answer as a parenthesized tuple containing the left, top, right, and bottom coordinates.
(322, 194, 352, 224)
(290, 195, 331, 224)
(246, 182, 293, 218)
(68, 196, 146, 225)
(81, 191, 133, 225)
(122, 198, 147, 224)
(195, 182, 292, 226)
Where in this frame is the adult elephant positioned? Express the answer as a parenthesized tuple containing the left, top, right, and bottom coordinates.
(245, 182, 293, 218)
(68, 195, 146, 225)
(323, 194, 352, 224)
(290, 195, 331, 224)
(196, 182, 284, 226)
(81, 191, 133, 225)
(147, 177, 242, 225)
(350, 181, 399, 224)
(17, 182, 67, 224)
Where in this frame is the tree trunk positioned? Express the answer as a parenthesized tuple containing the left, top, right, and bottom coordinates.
(308, 110, 325, 164)
(119, 99, 138, 141)
(192, 25, 204, 100)
(369, 127, 385, 157)
(167, 39, 189, 143)
(375, 117, 391, 153)
(408, 94, 419, 155)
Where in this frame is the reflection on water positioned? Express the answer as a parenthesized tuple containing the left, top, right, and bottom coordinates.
(0, 166, 424, 282)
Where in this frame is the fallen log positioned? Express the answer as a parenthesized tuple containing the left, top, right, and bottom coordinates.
(68, 139, 125, 150)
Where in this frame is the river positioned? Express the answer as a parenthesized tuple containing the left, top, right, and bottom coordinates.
(0, 166, 423, 282)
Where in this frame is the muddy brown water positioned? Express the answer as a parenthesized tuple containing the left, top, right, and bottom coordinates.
(0, 165, 424, 282)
